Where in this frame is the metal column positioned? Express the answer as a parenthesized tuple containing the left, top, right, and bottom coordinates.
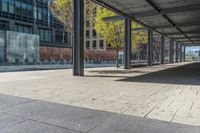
(73, 0, 84, 76)
(160, 35, 165, 64)
(180, 44, 183, 62)
(124, 18, 131, 69)
(147, 29, 153, 66)
(169, 39, 174, 63)
(183, 45, 186, 62)
(175, 43, 179, 62)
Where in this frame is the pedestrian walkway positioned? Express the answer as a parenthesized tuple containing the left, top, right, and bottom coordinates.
(0, 94, 199, 133)
(0, 62, 200, 132)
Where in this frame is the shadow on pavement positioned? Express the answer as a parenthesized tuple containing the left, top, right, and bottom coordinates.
(0, 93, 199, 133)
(117, 62, 200, 85)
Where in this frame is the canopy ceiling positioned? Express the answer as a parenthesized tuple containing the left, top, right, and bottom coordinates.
(92, 0, 200, 44)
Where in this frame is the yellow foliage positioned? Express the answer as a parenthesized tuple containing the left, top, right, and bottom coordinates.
(94, 7, 147, 48)
(50, 0, 96, 32)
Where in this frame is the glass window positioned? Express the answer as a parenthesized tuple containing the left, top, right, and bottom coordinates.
(93, 30, 97, 37)
(93, 40, 96, 49)
(38, 8, 42, 20)
(45, 30, 51, 42)
(42, 9, 48, 22)
(100, 40, 104, 49)
(21, 2, 27, 16)
(15, 24, 33, 34)
(9, 4, 14, 14)
(86, 41, 90, 49)
(38, 29, 52, 42)
(16, 1, 21, 15)
(86, 21, 90, 28)
(55, 30, 64, 43)
(0, 20, 9, 30)
(2, 2, 8, 12)
(86, 30, 90, 38)
(27, 4, 33, 17)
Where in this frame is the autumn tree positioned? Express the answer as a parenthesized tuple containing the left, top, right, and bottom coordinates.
(50, 0, 96, 44)
(94, 7, 147, 67)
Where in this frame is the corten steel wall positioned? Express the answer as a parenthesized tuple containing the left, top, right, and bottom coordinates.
(39, 47, 118, 61)
(40, 47, 72, 60)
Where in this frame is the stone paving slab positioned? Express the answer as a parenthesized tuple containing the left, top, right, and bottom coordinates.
(0, 94, 35, 109)
(0, 94, 200, 133)
(0, 62, 200, 131)
(0, 113, 26, 130)
(0, 120, 78, 133)
(90, 114, 200, 133)
(1, 100, 114, 133)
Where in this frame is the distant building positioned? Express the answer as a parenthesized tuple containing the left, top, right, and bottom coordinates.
(0, 0, 71, 64)
(85, 19, 107, 51)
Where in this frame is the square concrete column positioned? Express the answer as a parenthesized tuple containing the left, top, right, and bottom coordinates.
(147, 29, 153, 66)
(176, 43, 179, 62)
(169, 39, 174, 63)
(160, 35, 165, 64)
(73, 0, 84, 76)
(124, 18, 131, 69)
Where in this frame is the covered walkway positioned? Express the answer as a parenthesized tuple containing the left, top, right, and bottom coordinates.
(73, 0, 200, 76)
(0, 62, 200, 132)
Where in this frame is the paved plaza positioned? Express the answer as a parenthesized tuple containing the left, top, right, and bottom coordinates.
(0, 62, 200, 132)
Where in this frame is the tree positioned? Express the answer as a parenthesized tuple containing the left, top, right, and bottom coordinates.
(94, 7, 147, 67)
(50, 0, 97, 44)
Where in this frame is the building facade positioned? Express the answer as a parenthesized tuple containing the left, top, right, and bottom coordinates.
(0, 1, 127, 64)
(85, 19, 107, 51)
(0, 0, 71, 46)
(0, 0, 72, 63)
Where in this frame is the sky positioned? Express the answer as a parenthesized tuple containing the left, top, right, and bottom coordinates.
(186, 46, 200, 52)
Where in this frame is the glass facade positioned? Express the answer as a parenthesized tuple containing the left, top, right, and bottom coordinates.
(15, 24, 33, 33)
(6, 31, 39, 63)
(0, 0, 69, 46)
(38, 28, 52, 42)
(0, 30, 39, 64)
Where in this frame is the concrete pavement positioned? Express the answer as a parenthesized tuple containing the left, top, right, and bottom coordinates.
(0, 62, 200, 132)
(0, 94, 199, 133)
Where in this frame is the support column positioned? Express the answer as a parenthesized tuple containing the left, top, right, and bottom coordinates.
(73, 0, 84, 76)
(160, 35, 165, 64)
(169, 39, 174, 63)
(124, 18, 131, 69)
(180, 44, 183, 62)
(147, 29, 153, 66)
(183, 45, 186, 62)
(176, 43, 179, 62)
